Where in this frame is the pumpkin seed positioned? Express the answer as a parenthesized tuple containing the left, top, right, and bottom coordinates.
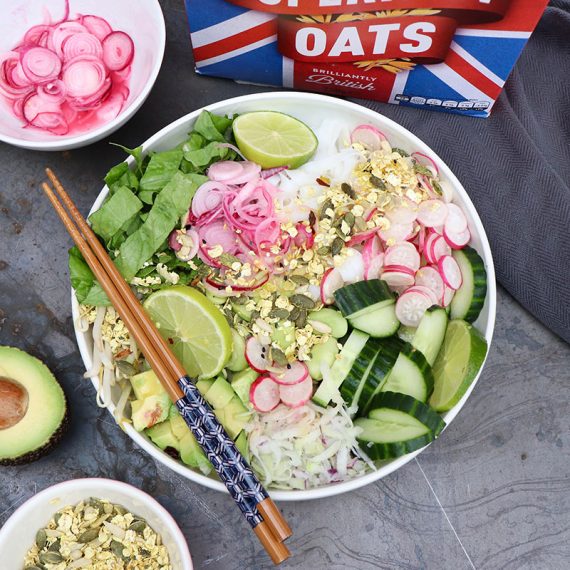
(391, 147, 409, 157)
(370, 175, 386, 190)
(219, 253, 241, 268)
(354, 216, 367, 231)
(317, 246, 330, 256)
(309, 211, 317, 228)
(290, 294, 316, 310)
(25, 566, 45, 570)
(140, 548, 151, 557)
(269, 308, 290, 320)
(319, 199, 334, 220)
(194, 264, 212, 280)
(270, 347, 289, 367)
(295, 310, 308, 328)
(35, 529, 47, 550)
(129, 519, 147, 534)
(39, 552, 63, 565)
(289, 306, 301, 321)
(432, 180, 443, 196)
(53, 513, 62, 525)
(331, 237, 344, 256)
(231, 295, 248, 305)
(341, 182, 356, 199)
(111, 540, 127, 560)
(48, 539, 60, 552)
(414, 163, 432, 177)
(116, 360, 136, 377)
(343, 212, 355, 229)
(114, 505, 127, 516)
(78, 528, 99, 543)
(290, 275, 309, 286)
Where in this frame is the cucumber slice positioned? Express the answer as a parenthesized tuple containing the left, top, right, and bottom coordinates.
(307, 336, 339, 381)
(340, 339, 381, 409)
(312, 329, 369, 407)
(356, 391, 444, 459)
(308, 308, 348, 338)
(357, 338, 401, 412)
(397, 325, 416, 343)
(227, 329, 248, 372)
(367, 391, 446, 434)
(412, 307, 448, 366)
(380, 344, 434, 402)
(232, 302, 253, 322)
(430, 320, 487, 412)
(349, 302, 399, 338)
(449, 247, 488, 323)
(334, 279, 394, 317)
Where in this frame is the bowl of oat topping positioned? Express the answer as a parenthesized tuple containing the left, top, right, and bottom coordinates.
(0, 478, 192, 570)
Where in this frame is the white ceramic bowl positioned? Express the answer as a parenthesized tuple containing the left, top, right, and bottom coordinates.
(72, 92, 497, 501)
(0, 478, 193, 570)
(0, 0, 165, 151)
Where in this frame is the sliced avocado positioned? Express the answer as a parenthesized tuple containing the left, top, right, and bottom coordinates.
(130, 369, 168, 400)
(230, 368, 258, 405)
(221, 395, 250, 439)
(272, 324, 295, 351)
(131, 394, 170, 432)
(234, 430, 250, 462)
(169, 410, 192, 440)
(146, 421, 180, 452)
(204, 376, 234, 409)
(180, 432, 211, 475)
(196, 378, 215, 397)
(0, 346, 68, 465)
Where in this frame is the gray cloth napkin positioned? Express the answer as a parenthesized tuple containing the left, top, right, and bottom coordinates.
(356, 0, 570, 343)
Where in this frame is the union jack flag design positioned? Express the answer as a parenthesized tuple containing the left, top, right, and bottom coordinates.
(184, 0, 547, 118)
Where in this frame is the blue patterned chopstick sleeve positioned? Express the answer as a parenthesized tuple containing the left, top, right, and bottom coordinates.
(176, 375, 267, 528)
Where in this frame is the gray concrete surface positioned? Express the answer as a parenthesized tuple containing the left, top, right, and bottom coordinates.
(1, 1, 569, 568)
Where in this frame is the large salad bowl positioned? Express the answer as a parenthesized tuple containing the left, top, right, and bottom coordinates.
(72, 92, 496, 501)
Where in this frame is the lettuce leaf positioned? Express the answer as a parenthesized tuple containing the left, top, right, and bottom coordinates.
(139, 148, 184, 193)
(69, 247, 110, 306)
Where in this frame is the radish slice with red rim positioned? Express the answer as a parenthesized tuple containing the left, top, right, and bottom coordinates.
(250, 376, 280, 413)
(351, 124, 386, 150)
(429, 234, 452, 263)
(321, 267, 344, 305)
(443, 225, 471, 249)
(411, 151, 439, 175)
(365, 253, 384, 280)
(378, 222, 414, 244)
(102, 31, 134, 71)
(417, 200, 448, 228)
(385, 201, 418, 225)
(380, 267, 415, 288)
(395, 289, 434, 327)
(362, 235, 383, 264)
(384, 242, 420, 272)
(415, 265, 444, 302)
(270, 361, 309, 386)
(279, 375, 313, 408)
(442, 285, 455, 307)
(438, 255, 463, 290)
(405, 285, 439, 306)
(245, 337, 270, 373)
(444, 203, 468, 234)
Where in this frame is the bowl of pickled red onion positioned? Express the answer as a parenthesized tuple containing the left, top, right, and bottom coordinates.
(0, 0, 165, 151)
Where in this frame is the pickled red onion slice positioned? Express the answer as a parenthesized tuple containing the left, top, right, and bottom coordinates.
(102, 31, 134, 71)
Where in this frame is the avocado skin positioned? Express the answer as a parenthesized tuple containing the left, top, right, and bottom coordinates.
(0, 402, 69, 466)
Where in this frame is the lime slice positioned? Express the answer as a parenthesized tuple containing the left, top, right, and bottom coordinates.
(429, 320, 487, 412)
(144, 286, 232, 379)
(232, 111, 318, 169)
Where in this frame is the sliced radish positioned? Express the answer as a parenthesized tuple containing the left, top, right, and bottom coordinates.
(378, 222, 414, 244)
(443, 225, 471, 249)
(362, 235, 383, 264)
(380, 267, 415, 288)
(442, 285, 455, 307)
(438, 255, 463, 290)
(415, 266, 444, 302)
(412, 151, 439, 175)
(429, 234, 452, 264)
(417, 200, 448, 228)
(346, 227, 378, 246)
(395, 290, 434, 327)
(385, 202, 418, 225)
(250, 376, 280, 413)
(405, 285, 439, 306)
(279, 375, 313, 408)
(384, 242, 420, 272)
(320, 267, 344, 304)
(270, 361, 309, 386)
(245, 337, 270, 373)
(444, 203, 468, 234)
(351, 124, 386, 150)
(365, 253, 384, 280)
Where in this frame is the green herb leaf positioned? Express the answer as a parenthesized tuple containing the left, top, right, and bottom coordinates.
(139, 148, 184, 193)
(193, 110, 233, 142)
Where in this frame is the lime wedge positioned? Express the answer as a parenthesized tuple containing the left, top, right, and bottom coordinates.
(144, 286, 232, 379)
(232, 111, 318, 169)
(429, 320, 487, 412)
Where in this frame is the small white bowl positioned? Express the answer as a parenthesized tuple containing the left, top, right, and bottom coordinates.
(0, 478, 193, 570)
(0, 0, 165, 151)
(72, 92, 497, 502)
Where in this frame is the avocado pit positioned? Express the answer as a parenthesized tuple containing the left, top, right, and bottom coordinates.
(0, 377, 29, 429)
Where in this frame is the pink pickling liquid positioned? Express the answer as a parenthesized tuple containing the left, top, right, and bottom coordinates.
(0, 1, 134, 137)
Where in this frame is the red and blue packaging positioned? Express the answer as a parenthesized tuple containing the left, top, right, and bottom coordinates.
(184, 1, 548, 118)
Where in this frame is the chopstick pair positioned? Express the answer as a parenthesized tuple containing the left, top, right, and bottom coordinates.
(42, 169, 292, 565)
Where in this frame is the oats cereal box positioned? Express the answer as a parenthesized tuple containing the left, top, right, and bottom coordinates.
(184, 0, 548, 117)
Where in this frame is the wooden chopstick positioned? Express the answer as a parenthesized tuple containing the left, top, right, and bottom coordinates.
(45, 168, 293, 545)
(41, 173, 292, 563)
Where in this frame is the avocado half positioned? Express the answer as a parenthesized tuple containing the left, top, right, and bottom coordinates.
(0, 346, 68, 465)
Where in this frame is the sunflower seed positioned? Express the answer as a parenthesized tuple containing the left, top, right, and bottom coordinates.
(39, 552, 63, 565)
(78, 528, 99, 543)
(290, 275, 309, 285)
(270, 347, 288, 367)
(341, 182, 356, 199)
(129, 519, 146, 534)
(290, 294, 315, 310)
(269, 308, 290, 320)
(369, 175, 386, 190)
(35, 529, 47, 550)
(331, 237, 344, 256)
(295, 310, 308, 328)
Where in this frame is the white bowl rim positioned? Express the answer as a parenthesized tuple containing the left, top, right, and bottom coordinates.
(0, 0, 166, 151)
(0, 477, 193, 568)
(72, 91, 497, 502)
